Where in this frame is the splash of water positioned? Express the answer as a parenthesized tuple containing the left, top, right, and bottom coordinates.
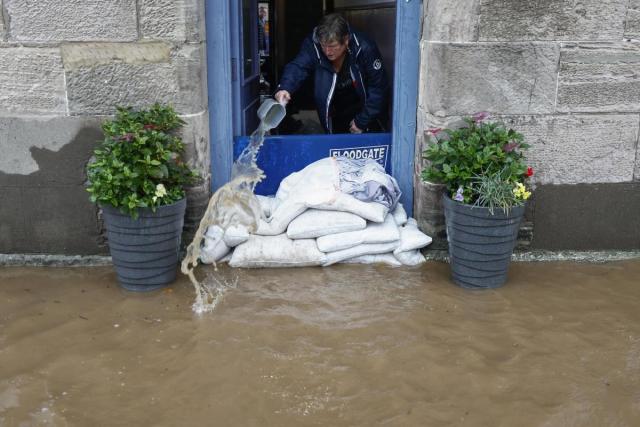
(181, 123, 270, 314)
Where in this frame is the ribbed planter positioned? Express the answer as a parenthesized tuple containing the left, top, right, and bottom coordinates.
(101, 198, 186, 292)
(442, 194, 525, 290)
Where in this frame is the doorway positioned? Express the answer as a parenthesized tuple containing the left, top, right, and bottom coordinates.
(205, 0, 422, 214)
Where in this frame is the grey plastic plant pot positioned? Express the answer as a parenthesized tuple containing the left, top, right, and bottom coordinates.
(442, 194, 525, 290)
(100, 198, 186, 292)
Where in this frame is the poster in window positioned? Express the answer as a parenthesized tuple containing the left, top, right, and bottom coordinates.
(258, 3, 270, 57)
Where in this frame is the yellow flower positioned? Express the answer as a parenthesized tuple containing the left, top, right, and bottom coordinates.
(513, 182, 531, 200)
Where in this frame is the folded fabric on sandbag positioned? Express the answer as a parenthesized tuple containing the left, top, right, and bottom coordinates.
(316, 214, 399, 252)
(287, 209, 366, 239)
(337, 157, 401, 210)
(229, 234, 326, 268)
(256, 157, 388, 236)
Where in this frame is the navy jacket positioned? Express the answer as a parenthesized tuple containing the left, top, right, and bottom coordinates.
(277, 29, 389, 133)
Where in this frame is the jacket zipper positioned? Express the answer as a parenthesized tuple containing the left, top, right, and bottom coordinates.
(326, 73, 337, 133)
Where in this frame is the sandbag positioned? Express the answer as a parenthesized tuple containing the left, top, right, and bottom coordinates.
(223, 224, 250, 247)
(395, 250, 426, 266)
(287, 209, 366, 239)
(394, 218, 432, 255)
(323, 241, 400, 266)
(342, 253, 402, 267)
(199, 225, 230, 264)
(392, 203, 408, 226)
(256, 195, 277, 218)
(229, 234, 326, 268)
(316, 214, 399, 253)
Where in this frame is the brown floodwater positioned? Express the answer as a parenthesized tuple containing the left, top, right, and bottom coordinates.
(1, 260, 639, 426)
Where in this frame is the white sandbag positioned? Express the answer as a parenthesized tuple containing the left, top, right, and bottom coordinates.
(223, 224, 250, 247)
(257, 158, 387, 235)
(257, 158, 339, 235)
(342, 253, 402, 267)
(255, 200, 309, 235)
(311, 191, 388, 223)
(323, 241, 400, 266)
(395, 250, 426, 266)
(287, 209, 366, 239)
(392, 203, 408, 226)
(394, 218, 432, 254)
(316, 214, 399, 253)
(256, 195, 277, 218)
(200, 225, 230, 264)
(229, 234, 326, 268)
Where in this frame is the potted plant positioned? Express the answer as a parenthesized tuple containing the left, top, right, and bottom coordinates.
(422, 112, 533, 289)
(87, 104, 198, 291)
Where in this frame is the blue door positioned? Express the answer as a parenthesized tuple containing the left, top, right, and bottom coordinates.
(206, 0, 422, 214)
(231, 0, 261, 136)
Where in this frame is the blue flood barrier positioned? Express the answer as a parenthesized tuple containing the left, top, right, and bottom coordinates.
(233, 133, 392, 195)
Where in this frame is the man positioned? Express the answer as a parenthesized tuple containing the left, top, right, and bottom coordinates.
(274, 13, 389, 134)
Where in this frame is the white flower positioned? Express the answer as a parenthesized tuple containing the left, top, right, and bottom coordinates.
(155, 183, 167, 198)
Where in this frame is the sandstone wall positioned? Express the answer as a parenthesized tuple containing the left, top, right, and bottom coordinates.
(417, 0, 640, 250)
(0, 0, 209, 254)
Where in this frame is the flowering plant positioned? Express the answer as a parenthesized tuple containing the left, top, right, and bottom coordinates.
(422, 112, 533, 213)
(86, 104, 198, 219)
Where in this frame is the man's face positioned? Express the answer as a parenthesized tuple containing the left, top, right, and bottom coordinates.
(320, 36, 349, 62)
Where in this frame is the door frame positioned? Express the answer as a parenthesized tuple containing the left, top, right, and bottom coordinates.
(205, 0, 423, 216)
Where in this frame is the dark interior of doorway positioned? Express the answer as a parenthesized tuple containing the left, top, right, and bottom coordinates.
(257, 0, 397, 135)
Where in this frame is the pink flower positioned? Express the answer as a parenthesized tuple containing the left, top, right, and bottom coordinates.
(503, 142, 520, 153)
(472, 112, 489, 122)
(427, 127, 443, 135)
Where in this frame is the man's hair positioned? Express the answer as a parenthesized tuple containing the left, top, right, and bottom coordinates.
(315, 13, 349, 44)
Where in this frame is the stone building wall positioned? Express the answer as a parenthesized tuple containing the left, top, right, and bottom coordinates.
(0, 0, 209, 255)
(416, 0, 640, 250)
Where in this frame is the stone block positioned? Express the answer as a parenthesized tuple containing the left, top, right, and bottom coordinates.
(60, 42, 171, 71)
(424, 43, 559, 116)
(140, 0, 205, 43)
(626, 0, 640, 40)
(414, 178, 446, 237)
(424, 0, 480, 42)
(4, 0, 137, 42)
(0, 116, 102, 176)
(66, 44, 206, 115)
(478, 0, 627, 41)
(503, 114, 639, 185)
(557, 43, 640, 113)
(180, 111, 210, 177)
(0, 1, 6, 41)
(0, 47, 66, 114)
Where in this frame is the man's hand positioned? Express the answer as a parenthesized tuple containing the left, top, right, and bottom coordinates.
(349, 120, 363, 134)
(274, 90, 291, 105)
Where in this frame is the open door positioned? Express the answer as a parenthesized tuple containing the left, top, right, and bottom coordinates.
(231, 0, 261, 136)
(208, 0, 422, 214)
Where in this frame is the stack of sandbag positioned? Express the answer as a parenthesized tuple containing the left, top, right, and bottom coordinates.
(199, 157, 432, 268)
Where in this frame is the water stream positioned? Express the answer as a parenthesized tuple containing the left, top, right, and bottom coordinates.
(181, 121, 270, 313)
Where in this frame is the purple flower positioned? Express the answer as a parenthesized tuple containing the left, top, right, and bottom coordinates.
(453, 187, 464, 202)
(472, 112, 489, 122)
(503, 142, 520, 153)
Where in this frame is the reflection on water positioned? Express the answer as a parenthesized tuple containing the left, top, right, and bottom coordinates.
(1, 260, 640, 426)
